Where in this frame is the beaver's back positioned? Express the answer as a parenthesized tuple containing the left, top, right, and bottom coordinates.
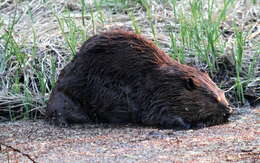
(77, 30, 175, 71)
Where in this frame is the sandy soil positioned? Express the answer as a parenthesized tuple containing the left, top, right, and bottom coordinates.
(0, 106, 259, 163)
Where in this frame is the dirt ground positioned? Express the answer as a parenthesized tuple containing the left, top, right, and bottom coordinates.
(0, 105, 259, 163)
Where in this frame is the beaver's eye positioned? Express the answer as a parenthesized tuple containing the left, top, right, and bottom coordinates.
(212, 96, 222, 104)
(185, 78, 196, 91)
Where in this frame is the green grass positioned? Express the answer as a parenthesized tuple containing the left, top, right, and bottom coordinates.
(234, 29, 245, 104)
(169, 31, 185, 64)
(171, 0, 235, 74)
(94, 0, 105, 26)
(0, 0, 258, 121)
(54, 10, 78, 56)
(129, 12, 141, 34)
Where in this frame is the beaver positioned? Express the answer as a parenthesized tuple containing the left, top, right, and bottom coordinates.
(46, 30, 233, 129)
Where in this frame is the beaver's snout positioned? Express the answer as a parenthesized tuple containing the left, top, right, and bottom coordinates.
(222, 105, 234, 120)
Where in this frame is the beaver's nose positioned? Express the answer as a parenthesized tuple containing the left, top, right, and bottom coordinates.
(223, 106, 234, 118)
(220, 104, 234, 117)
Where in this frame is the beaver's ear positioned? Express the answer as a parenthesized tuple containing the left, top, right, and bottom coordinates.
(185, 78, 197, 91)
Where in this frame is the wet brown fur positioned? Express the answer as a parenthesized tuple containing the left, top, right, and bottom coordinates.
(47, 30, 233, 128)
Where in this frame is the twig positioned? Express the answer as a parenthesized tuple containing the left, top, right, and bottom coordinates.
(0, 142, 38, 163)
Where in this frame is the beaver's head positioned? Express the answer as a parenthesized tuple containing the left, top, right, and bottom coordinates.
(156, 64, 234, 128)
